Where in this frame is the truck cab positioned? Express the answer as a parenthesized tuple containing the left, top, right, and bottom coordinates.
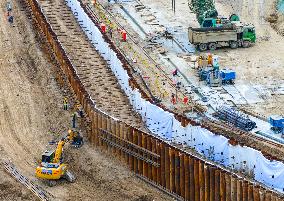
(242, 26, 256, 43)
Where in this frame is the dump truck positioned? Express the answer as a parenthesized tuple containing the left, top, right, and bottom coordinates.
(188, 0, 256, 51)
(188, 21, 256, 51)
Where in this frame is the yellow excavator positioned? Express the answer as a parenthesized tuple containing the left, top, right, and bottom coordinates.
(35, 129, 83, 186)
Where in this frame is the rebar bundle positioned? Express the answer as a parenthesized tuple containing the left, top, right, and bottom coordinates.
(216, 106, 256, 131)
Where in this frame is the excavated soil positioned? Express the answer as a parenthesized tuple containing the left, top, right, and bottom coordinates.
(0, 0, 172, 200)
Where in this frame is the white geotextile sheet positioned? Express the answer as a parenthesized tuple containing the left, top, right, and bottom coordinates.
(66, 0, 284, 193)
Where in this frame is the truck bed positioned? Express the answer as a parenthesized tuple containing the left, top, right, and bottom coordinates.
(190, 26, 234, 32)
(188, 27, 237, 44)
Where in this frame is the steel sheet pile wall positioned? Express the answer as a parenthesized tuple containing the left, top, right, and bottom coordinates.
(68, 0, 284, 194)
(25, 0, 284, 200)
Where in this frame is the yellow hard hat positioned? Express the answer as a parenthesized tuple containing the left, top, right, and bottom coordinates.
(68, 129, 72, 134)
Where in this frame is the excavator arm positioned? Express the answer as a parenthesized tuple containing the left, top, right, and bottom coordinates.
(53, 140, 65, 163)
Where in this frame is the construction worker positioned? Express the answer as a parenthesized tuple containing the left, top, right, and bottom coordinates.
(198, 56, 203, 68)
(171, 93, 176, 105)
(109, 27, 113, 38)
(7, 2, 12, 12)
(72, 112, 77, 128)
(208, 54, 213, 66)
(75, 101, 84, 118)
(172, 69, 178, 76)
(63, 97, 68, 110)
(8, 15, 13, 24)
(183, 96, 189, 105)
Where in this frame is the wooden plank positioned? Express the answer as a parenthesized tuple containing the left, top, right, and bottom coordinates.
(248, 184, 254, 201)
(151, 139, 157, 183)
(93, 111, 98, 146)
(97, 112, 102, 146)
(170, 148, 175, 192)
(225, 174, 231, 201)
(115, 121, 120, 156)
(138, 131, 143, 175)
(156, 141, 161, 184)
(165, 146, 170, 190)
(220, 171, 226, 201)
(184, 155, 190, 200)
(189, 156, 195, 201)
(147, 136, 152, 180)
(215, 169, 220, 201)
(204, 164, 210, 201)
(231, 176, 237, 201)
(199, 161, 205, 201)
(175, 150, 180, 195)
(264, 191, 271, 201)
(110, 119, 116, 153)
(142, 134, 148, 177)
(180, 154, 185, 198)
(236, 179, 243, 201)
(253, 186, 260, 201)
(133, 130, 138, 173)
(209, 166, 215, 201)
(194, 159, 200, 201)
(242, 181, 248, 201)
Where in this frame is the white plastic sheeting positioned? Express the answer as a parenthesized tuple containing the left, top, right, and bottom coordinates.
(66, 0, 284, 193)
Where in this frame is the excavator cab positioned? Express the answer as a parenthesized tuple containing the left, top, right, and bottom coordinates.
(41, 150, 55, 163)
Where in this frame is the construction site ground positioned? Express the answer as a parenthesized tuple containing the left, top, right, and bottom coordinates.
(0, 0, 173, 200)
(1, 0, 284, 199)
(90, 0, 284, 166)
(99, 0, 284, 117)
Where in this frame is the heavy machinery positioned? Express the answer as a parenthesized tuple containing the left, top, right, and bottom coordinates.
(188, 0, 256, 51)
(198, 54, 236, 86)
(269, 115, 284, 134)
(188, 0, 218, 25)
(188, 22, 256, 51)
(35, 129, 83, 186)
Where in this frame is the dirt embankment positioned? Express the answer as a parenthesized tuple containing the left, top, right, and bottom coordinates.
(0, 0, 172, 200)
(266, 0, 284, 36)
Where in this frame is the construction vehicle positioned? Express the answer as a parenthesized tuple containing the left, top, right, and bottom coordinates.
(35, 129, 83, 186)
(188, 0, 256, 51)
(269, 115, 284, 134)
(188, 21, 256, 51)
(198, 54, 236, 86)
(220, 69, 236, 84)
